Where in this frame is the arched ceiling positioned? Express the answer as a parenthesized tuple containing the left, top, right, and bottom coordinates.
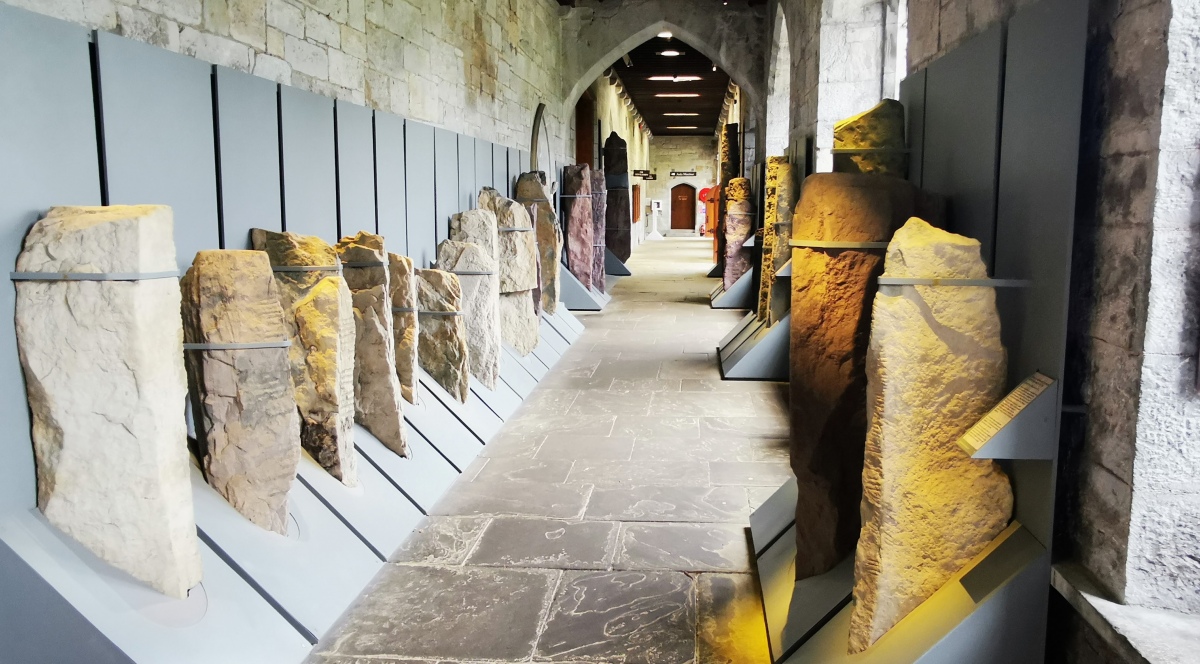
(612, 36, 731, 136)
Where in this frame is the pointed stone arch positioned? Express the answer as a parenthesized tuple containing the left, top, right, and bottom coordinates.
(764, 3, 791, 156)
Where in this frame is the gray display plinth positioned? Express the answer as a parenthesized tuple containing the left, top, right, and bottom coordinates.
(711, 270, 755, 309)
(538, 316, 571, 355)
(500, 347, 541, 396)
(360, 423, 460, 512)
(418, 369, 503, 444)
(469, 376, 523, 421)
(542, 309, 582, 344)
(559, 267, 605, 311)
(719, 314, 790, 381)
(605, 248, 631, 276)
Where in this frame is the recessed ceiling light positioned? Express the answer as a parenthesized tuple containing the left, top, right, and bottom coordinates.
(658, 50, 682, 57)
(655, 93, 699, 98)
(664, 112, 699, 116)
(667, 126, 698, 130)
(657, 31, 673, 38)
(712, 65, 717, 72)
(648, 75, 702, 82)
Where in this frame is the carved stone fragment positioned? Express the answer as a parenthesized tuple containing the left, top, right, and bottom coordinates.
(438, 240, 501, 389)
(516, 171, 563, 313)
(723, 178, 753, 289)
(336, 231, 408, 458)
(252, 228, 357, 486)
(388, 253, 419, 404)
(478, 187, 538, 293)
(16, 205, 202, 598)
(833, 99, 907, 177)
(182, 250, 301, 535)
(849, 217, 1012, 652)
(603, 132, 632, 262)
(758, 157, 796, 323)
(415, 269, 470, 403)
(561, 164, 594, 290)
(499, 292, 540, 356)
(590, 169, 607, 292)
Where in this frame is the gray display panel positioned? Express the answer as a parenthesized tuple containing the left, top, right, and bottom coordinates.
(492, 144, 509, 195)
(458, 134, 477, 213)
(898, 68, 927, 189)
(280, 86, 337, 243)
(508, 148, 522, 193)
(95, 32, 219, 270)
(475, 140, 493, 204)
(0, 6, 101, 511)
(336, 100, 377, 237)
(214, 67, 281, 249)
(374, 111, 408, 255)
(404, 121, 437, 268)
(920, 24, 1003, 270)
(434, 128, 459, 248)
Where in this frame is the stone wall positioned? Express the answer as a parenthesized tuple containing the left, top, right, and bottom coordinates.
(4, 0, 570, 157)
(587, 76, 651, 174)
(646, 136, 717, 230)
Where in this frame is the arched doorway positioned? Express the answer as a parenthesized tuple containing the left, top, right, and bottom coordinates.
(670, 183, 696, 231)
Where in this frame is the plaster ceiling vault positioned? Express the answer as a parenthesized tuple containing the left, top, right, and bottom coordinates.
(611, 37, 731, 136)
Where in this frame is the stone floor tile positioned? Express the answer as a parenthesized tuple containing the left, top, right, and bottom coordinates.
(659, 356, 720, 379)
(316, 565, 556, 661)
(535, 570, 696, 663)
(536, 434, 635, 460)
(697, 573, 772, 664)
(611, 415, 701, 439)
(681, 378, 788, 395)
(430, 479, 592, 518)
(519, 388, 581, 413)
(480, 432, 546, 458)
(505, 413, 616, 436)
(700, 416, 789, 441)
(567, 459, 710, 487)
(471, 457, 574, 483)
(609, 378, 682, 393)
(591, 358, 665, 380)
(566, 389, 656, 416)
(709, 461, 795, 486)
(648, 391, 767, 418)
(537, 373, 613, 390)
(466, 517, 618, 569)
(389, 516, 490, 565)
(585, 485, 750, 522)
(615, 523, 752, 572)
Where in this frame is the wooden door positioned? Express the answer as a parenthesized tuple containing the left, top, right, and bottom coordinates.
(671, 184, 696, 230)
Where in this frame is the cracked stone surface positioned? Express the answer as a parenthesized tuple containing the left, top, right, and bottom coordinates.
(437, 240, 500, 389)
(833, 99, 907, 177)
(415, 268, 469, 403)
(388, 253, 419, 404)
(515, 171, 563, 314)
(478, 187, 538, 293)
(723, 178, 753, 290)
(16, 205, 202, 598)
(181, 249, 300, 535)
(252, 228, 358, 486)
(591, 168, 607, 292)
(561, 164, 594, 290)
(311, 238, 781, 663)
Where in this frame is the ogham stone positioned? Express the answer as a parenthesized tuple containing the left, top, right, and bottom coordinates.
(723, 178, 753, 289)
(182, 250, 301, 535)
(15, 205, 202, 599)
(715, 123, 740, 266)
(479, 187, 539, 293)
(590, 169, 607, 292)
(561, 164, 594, 290)
(499, 292, 540, 356)
(757, 157, 795, 322)
(388, 253, 419, 404)
(848, 218, 1012, 653)
(833, 99, 907, 177)
(252, 228, 358, 486)
(437, 240, 501, 389)
(789, 174, 923, 580)
(336, 232, 408, 458)
(450, 209, 499, 263)
(603, 132, 633, 262)
(769, 162, 798, 324)
(516, 171, 563, 314)
(415, 269, 470, 403)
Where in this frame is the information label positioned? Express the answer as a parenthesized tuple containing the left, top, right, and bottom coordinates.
(632, 169, 650, 176)
(641, 174, 657, 180)
(670, 170, 697, 176)
(957, 372, 1055, 454)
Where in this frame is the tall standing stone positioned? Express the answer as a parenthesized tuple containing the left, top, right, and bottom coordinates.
(336, 232, 408, 458)
(451, 209, 499, 263)
(438, 240, 501, 389)
(789, 173, 924, 580)
(590, 168, 608, 292)
(415, 269, 470, 403)
(603, 132, 632, 262)
(478, 187, 540, 355)
(182, 250, 301, 535)
(769, 163, 798, 325)
(715, 123, 740, 267)
(388, 253, 419, 404)
(723, 178, 754, 289)
(15, 205, 202, 599)
(252, 228, 358, 486)
(561, 164, 594, 290)
(758, 157, 796, 323)
(516, 171, 563, 314)
(849, 218, 1012, 652)
(833, 99, 907, 178)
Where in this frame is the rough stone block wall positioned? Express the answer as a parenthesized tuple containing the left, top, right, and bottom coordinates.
(646, 136, 717, 228)
(587, 76, 651, 173)
(4, 0, 568, 157)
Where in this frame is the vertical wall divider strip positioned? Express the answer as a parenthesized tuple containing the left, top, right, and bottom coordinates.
(276, 84, 286, 231)
(333, 102, 342, 240)
(210, 66, 225, 249)
(89, 33, 109, 206)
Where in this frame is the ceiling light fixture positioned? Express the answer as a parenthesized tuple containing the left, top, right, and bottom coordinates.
(648, 75, 702, 82)
(657, 31, 673, 38)
(658, 50, 682, 57)
(712, 65, 717, 72)
(655, 93, 699, 98)
(666, 126, 698, 130)
(663, 112, 699, 116)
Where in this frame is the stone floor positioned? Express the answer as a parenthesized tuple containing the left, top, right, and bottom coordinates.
(311, 237, 788, 664)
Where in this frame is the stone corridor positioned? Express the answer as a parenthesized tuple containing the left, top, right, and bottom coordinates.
(312, 237, 787, 663)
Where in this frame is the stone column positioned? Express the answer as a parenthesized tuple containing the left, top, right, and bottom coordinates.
(603, 132, 632, 262)
(182, 250, 301, 535)
(15, 205, 202, 599)
(252, 228, 358, 486)
(388, 253, 419, 405)
(788, 173, 924, 580)
(591, 168, 608, 292)
(515, 172, 563, 314)
(723, 177, 754, 289)
(849, 218, 1012, 652)
(437, 240, 501, 389)
(478, 187, 540, 356)
(561, 164, 594, 290)
(336, 232, 408, 458)
(415, 269, 470, 403)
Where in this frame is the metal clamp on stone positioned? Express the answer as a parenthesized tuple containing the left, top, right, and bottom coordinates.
(559, 194, 591, 199)
(830, 147, 911, 154)
(339, 261, 387, 268)
(270, 265, 343, 274)
(182, 340, 292, 351)
(417, 310, 465, 317)
(789, 240, 891, 250)
(10, 270, 180, 281)
(515, 197, 549, 203)
(498, 227, 535, 233)
(450, 270, 496, 276)
(877, 277, 1032, 287)
(391, 306, 416, 313)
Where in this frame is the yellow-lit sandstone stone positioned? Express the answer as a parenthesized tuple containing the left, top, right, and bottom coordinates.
(833, 99, 907, 177)
(848, 218, 1013, 652)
